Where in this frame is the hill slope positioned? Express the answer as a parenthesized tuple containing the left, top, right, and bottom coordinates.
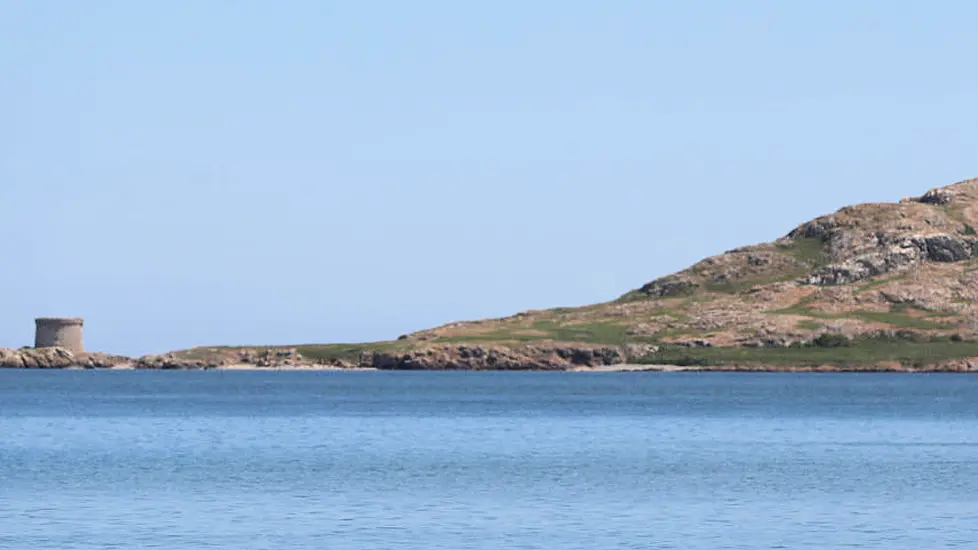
(173, 176, 978, 371)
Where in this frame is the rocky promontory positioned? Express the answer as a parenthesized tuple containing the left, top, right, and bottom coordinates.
(0, 347, 132, 369)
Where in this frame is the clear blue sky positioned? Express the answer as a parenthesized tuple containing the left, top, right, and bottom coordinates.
(2, 1, 976, 355)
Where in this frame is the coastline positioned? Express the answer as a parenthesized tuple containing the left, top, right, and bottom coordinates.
(4, 344, 977, 373)
(6, 363, 976, 373)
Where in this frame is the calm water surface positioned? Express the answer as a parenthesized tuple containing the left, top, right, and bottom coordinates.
(1, 371, 977, 549)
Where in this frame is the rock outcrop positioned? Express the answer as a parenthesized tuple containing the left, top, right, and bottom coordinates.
(133, 348, 309, 369)
(773, 179, 978, 286)
(0, 348, 131, 369)
(0, 347, 75, 368)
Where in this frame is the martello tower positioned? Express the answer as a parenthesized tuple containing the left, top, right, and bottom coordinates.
(34, 317, 85, 353)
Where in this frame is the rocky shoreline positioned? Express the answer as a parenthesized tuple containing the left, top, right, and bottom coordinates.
(0, 344, 627, 371)
(3, 344, 978, 372)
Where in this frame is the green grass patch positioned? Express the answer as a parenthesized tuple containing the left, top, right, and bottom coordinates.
(703, 269, 809, 294)
(651, 327, 701, 340)
(439, 320, 632, 346)
(854, 274, 905, 294)
(769, 300, 956, 330)
(294, 342, 406, 362)
(796, 319, 823, 331)
(534, 321, 630, 345)
(851, 310, 956, 330)
(438, 332, 547, 344)
(889, 302, 913, 313)
(616, 289, 652, 303)
(926, 310, 960, 318)
(777, 237, 831, 267)
(768, 295, 817, 316)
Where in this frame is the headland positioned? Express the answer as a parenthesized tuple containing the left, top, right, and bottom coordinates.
(7, 176, 978, 372)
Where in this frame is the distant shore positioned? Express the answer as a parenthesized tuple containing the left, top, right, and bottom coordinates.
(4, 344, 977, 372)
(10, 363, 975, 373)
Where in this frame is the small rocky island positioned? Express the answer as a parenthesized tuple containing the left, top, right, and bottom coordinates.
(2, 317, 130, 369)
(8, 177, 978, 372)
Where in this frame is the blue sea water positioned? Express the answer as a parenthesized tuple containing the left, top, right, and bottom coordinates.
(1, 371, 977, 549)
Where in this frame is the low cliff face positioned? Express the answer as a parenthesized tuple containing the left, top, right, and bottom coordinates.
(365, 344, 624, 370)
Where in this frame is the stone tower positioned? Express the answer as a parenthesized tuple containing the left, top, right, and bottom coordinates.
(34, 317, 85, 353)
